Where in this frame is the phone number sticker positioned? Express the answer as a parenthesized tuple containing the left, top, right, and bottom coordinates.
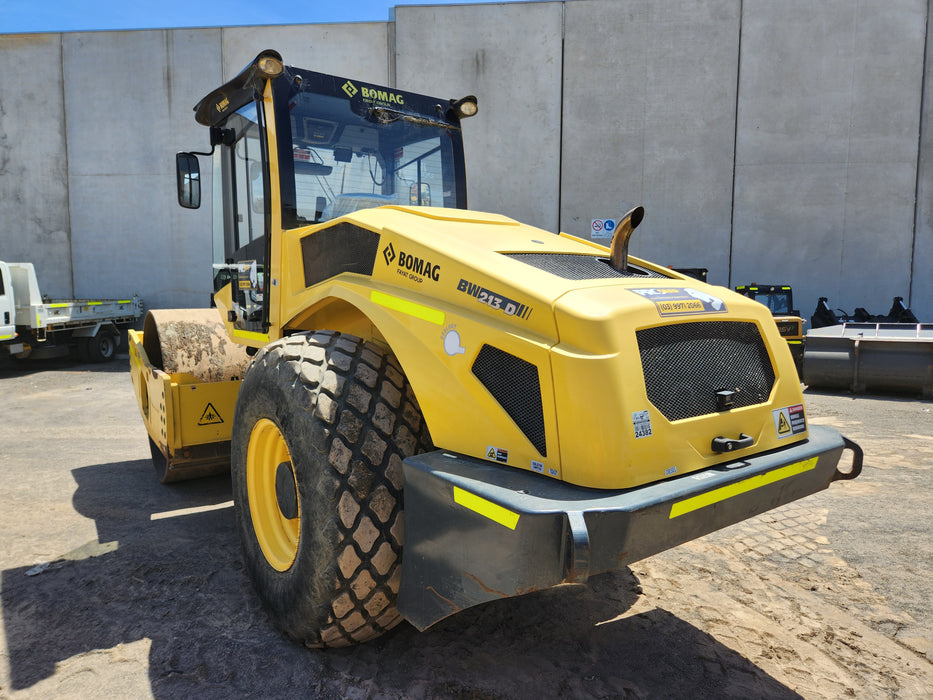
(630, 288, 727, 316)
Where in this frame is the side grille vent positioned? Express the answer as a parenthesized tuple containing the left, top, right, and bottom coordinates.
(300, 222, 379, 287)
(472, 344, 547, 456)
(636, 321, 775, 422)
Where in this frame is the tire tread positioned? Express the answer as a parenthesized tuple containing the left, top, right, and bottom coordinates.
(233, 331, 431, 648)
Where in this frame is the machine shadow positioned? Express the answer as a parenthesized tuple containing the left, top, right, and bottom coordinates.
(1, 458, 252, 691)
(0, 353, 131, 376)
(2, 458, 800, 698)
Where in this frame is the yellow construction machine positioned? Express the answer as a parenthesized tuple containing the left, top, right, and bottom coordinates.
(735, 284, 806, 372)
(130, 50, 863, 647)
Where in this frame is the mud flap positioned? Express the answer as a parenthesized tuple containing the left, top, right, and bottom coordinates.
(398, 425, 860, 631)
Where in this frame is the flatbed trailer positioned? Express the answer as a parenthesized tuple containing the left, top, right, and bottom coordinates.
(0, 261, 142, 361)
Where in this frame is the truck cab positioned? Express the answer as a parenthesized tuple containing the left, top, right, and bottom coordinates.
(0, 262, 16, 344)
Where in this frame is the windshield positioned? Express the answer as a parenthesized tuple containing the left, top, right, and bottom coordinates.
(273, 71, 467, 229)
(754, 292, 791, 314)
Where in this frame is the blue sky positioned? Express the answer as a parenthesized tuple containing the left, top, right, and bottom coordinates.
(0, 0, 513, 34)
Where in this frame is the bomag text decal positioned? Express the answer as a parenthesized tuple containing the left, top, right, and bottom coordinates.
(345, 82, 405, 107)
(457, 278, 532, 320)
(361, 86, 404, 106)
(383, 243, 440, 283)
(397, 252, 440, 282)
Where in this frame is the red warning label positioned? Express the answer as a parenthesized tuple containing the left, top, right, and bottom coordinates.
(773, 404, 806, 439)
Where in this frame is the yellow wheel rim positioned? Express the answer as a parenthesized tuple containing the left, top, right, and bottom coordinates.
(247, 418, 300, 571)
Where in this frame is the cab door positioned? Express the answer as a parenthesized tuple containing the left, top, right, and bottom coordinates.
(215, 100, 269, 333)
(0, 262, 16, 341)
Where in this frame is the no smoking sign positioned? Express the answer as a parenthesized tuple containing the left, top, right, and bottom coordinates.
(591, 218, 616, 239)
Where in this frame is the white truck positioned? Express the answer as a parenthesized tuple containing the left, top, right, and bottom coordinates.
(0, 261, 142, 362)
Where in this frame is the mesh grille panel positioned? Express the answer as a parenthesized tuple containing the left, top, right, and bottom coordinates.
(472, 344, 547, 456)
(637, 321, 775, 422)
(505, 253, 667, 280)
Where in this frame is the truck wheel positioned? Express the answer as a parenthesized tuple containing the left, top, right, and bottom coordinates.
(231, 331, 432, 647)
(86, 331, 117, 362)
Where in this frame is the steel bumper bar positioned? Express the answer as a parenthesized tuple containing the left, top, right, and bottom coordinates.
(398, 425, 861, 630)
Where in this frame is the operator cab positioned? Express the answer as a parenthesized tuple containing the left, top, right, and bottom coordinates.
(175, 50, 476, 334)
(735, 284, 800, 317)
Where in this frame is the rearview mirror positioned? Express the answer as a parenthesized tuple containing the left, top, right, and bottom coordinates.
(176, 152, 201, 209)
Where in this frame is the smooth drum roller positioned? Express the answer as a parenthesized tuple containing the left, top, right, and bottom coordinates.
(143, 309, 251, 381)
(140, 309, 252, 482)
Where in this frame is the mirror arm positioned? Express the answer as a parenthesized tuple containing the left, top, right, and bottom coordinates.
(188, 127, 236, 157)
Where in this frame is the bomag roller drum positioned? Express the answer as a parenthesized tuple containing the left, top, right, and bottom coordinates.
(143, 309, 251, 382)
(131, 309, 251, 482)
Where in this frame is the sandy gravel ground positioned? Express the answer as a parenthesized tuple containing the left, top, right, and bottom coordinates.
(0, 357, 930, 698)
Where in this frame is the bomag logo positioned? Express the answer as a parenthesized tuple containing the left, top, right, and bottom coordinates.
(215, 96, 230, 113)
(393, 251, 440, 283)
(383, 242, 439, 282)
(399, 252, 439, 280)
(342, 81, 359, 98)
(361, 86, 404, 105)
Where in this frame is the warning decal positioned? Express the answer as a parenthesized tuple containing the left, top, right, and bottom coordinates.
(772, 404, 806, 439)
(198, 403, 224, 426)
(591, 218, 616, 240)
(486, 446, 509, 463)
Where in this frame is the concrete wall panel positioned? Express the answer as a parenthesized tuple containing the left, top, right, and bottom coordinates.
(733, 163, 848, 306)
(395, 3, 564, 232)
(0, 34, 72, 298)
(733, 0, 926, 318)
(0, 0, 930, 321)
(561, 0, 741, 285)
(913, 0, 933, 322)
(62, 29, 222, 308)
(221, 23, 390, 85)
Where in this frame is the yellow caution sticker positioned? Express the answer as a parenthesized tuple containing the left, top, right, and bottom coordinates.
(669, 457, 818, 519)
(370, 290, 444, 325)
(453, 487, 520, 530)
(232, 328, 270, 343)
(198, 403, 224, 426)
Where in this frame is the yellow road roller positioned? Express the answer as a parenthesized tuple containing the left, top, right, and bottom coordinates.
(130, 50, 862, 647)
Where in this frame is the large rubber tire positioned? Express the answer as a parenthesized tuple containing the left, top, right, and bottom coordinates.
(231, 331, 432, 647)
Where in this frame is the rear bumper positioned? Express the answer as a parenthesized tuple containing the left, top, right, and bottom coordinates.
(398, 425, 861, 630)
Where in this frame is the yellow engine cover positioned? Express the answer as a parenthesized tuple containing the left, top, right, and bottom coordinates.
(244, 205, 811, 491)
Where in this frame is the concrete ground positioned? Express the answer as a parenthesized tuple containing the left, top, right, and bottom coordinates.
(0, 355, 931, 698)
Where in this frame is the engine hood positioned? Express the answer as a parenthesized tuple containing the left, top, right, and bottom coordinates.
(351, 205, 695, 342)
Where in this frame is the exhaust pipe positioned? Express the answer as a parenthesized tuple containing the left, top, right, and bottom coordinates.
(609, 206, 645, 273)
